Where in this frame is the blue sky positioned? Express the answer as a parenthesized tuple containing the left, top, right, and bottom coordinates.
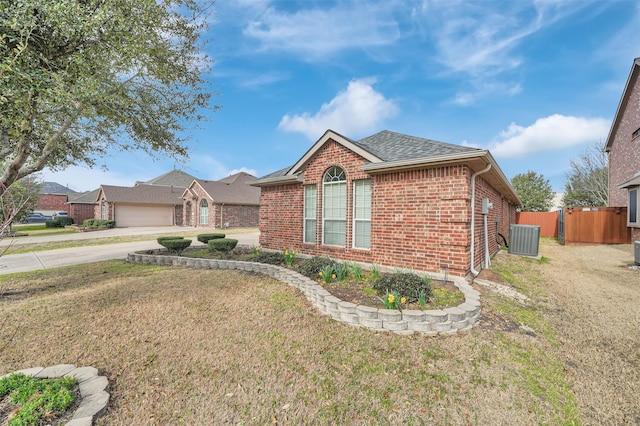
(42, 0, 640, 193)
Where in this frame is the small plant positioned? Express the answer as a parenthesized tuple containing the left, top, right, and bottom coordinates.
(334, 263, 348, 281)
(284, 250, 296, 266)
(254, 251, 285, 265)
(196, 233, 225, 244)
(0, 373, 77, 426)
(45, 219, 65, 228)
(319, 265, 335, 284)
(157, 236, 184, 244)
(373, 272, 431, 304)
(350, 263, 363, 280)
(416, 289, 429, 307)
(378, 291, 403, 310)
(158, 238, 192, 255)
(208, 238, 238, 257)
(82, 219, 115, 229)
(370, 264, 380, 281)
(298, 256, 340, 279)
(252, 245, 262, 256)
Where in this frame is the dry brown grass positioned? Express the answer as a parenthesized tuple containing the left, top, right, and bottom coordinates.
(0, 256, 586, 425)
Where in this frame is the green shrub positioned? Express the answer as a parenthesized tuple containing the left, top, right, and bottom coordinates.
(197, 233, 225, 244)
(158, 238, 192, 255)
(297, 256, 340, 279)
(254, 251, 285, 265)
(208, 238, 238, 254)
(157, 236, 184, 244)
(372, 272, 432, 303)
(45, 219, 65, 228)
(82, 219, 115, 229)
(54, 216, 73, 226)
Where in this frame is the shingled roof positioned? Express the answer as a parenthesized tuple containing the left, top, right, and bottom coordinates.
(41, 182, 77, 195)
(99, 184, 185, 205)
(354, 130, 480, 162)
(67, 189, 100, 204)
(139, 169, 197, 187)
(187, 172, 260, 205)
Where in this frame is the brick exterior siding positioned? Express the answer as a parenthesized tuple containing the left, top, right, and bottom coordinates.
(607, 62, 640, 241)
(69, 203, 95, 224)
(258, 139, 517, 277)
(185, 184, 259, 228)
(36, 194, 68, 212)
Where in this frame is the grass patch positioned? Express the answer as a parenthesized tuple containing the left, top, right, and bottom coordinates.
(0, 373, 77, 425)
(0, 260, 580, 424)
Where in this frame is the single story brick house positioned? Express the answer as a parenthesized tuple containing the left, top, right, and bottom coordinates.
(96, 184, 185, 227)
(67, 189, 100, 224)
(252, 130, 520, 277)
(605, 57, 640, 241)
(181, 172, 260, 228)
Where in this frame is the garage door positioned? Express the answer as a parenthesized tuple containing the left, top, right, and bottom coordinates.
(115, 204, 174, 227)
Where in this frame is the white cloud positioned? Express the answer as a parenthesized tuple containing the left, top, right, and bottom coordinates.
(278, 78, 398, 140)
(242, 3, 400, 59)
(489, 114, 611, 158)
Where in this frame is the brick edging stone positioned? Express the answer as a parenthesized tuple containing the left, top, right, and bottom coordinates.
(126, 254, 482, 336)
(1, 364, 109, 426)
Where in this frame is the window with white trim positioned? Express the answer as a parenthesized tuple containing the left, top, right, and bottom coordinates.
(629, 187, 638, 226)
(199, 199, 209, 225)
(353, 179, 371, 249)
(304, 185, 317, 243)
(323, 166, 346, 246)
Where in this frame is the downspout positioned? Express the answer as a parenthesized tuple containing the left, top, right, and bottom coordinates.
(470, 164, 492, 276)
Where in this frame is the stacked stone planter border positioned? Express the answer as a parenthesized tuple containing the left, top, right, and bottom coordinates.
(126, 253, 481, 336)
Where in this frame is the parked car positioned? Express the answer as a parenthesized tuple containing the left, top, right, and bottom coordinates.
(52, 211, 69, 217)
(19, 212, 52, 224)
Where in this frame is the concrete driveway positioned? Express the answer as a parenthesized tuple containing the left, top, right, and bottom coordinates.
(0, 227, 259, 275)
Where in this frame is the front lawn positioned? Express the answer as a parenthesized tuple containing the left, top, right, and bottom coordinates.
(0, 260, 578, 424)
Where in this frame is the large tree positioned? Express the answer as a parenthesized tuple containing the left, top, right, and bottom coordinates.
(0, 0, 216, 196)
(511, 171, 554, 212)
(562, 143, 608, 207)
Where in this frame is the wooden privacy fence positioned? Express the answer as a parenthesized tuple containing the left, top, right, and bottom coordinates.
(515, 208, 631, 244)
(515, 211, 559, 237)
(561, 207, 631, 245)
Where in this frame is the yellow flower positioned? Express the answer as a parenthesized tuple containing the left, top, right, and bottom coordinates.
(388, 294, 395, 304)
(332, 274, 336, 279)
(401, 297, 407, 304)
(319, 271, 323, 276)
(285, 250, 289, 255)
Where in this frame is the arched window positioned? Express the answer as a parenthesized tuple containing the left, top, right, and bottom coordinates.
(323, 166, 346, 246)
(199, 199, 209, 225)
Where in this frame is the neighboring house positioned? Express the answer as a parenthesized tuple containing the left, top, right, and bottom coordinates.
(252, 130, 520, 278)
(36, 182, 76, 214)
(96, 184, 185, 227)
(605, 57, 640, 241)
(182, 172, 261, 228)
(67, 189, 100, 224)
(550, 192, 564, 211)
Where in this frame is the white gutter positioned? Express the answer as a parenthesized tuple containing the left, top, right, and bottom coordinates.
(470, 163, 491, 276)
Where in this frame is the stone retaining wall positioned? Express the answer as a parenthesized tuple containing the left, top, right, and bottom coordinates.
(126, 254, 482, 336)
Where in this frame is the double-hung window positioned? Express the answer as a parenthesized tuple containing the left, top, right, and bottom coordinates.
(353, 179, 371, 249)
(304, 185, 317, 243)
(323, 167, 346, 246)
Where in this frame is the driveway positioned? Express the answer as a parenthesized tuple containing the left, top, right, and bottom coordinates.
(0, 227, 259, 274)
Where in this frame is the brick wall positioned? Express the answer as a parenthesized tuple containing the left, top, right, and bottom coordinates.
(608, 70, 640, 207)
(258, 138, 517, 277)
(185, 183, 259, 228)
(36, 194, 68, 211)
(69, 203, 96, 224)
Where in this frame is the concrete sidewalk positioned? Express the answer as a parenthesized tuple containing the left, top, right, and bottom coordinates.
(0, 229, 259, 275)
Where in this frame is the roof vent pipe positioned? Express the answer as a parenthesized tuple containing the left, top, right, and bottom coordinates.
(470, 164, 492, 276)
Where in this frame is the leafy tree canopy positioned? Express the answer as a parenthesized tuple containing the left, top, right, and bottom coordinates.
(0, 0, 216, 195)
(563, 143, 608, 207)
(511, 171, 554, 212)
